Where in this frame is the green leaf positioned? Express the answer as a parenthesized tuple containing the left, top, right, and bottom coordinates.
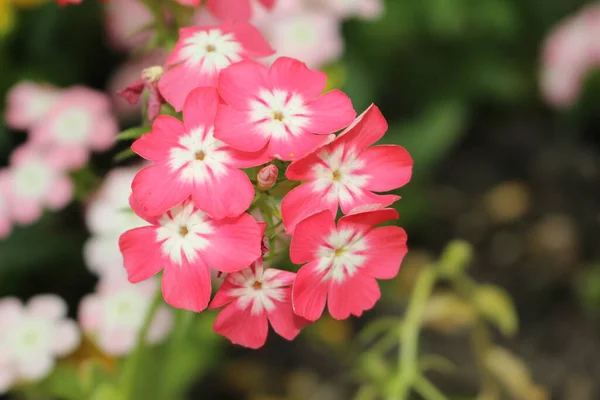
(41, 364, 86, 400)
(114, 148, 136, 163)
(117, 126, 151, 141)
(90, 384, 126, 400)
(474, 285, 519, 336)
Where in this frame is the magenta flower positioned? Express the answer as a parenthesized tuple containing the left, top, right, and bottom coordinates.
(291, 207, 407, 321)
(215, 56, 356, 161)
(158, 23, 274, 111)
(209, 260, 308, 349)
(119, 199, 263, 312)
(130, 87, 271, 219)
(207, 0, 276, 21)
(281, 105, 413, 233)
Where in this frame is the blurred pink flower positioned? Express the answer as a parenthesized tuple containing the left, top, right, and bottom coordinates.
(5, 145, 73, 225)
(28, 87, 118, 170)
(206, 0, 276, 21)
(0, 295, 80, 394)
(0, 171, 13, 239)
(310, 0, 383, 20)
(84, 166, 146, 281)
(104, 0, 153, 52)
(175, 0, 201, 5)
(78, 278, 172, 356)
(4, 82, 61, 131)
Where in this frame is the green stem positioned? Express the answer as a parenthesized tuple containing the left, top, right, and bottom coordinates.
(388, 267, 438, 400)
(121, 289, 163, 400)
(414, 377, 449, 400)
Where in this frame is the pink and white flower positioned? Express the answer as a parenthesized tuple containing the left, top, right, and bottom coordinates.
(104, 0, 154, 52)
(215, 56, 356, 161)
(78, 278, 173, 356)
(5, 145, 74, 225)
(207, 0, 276, 22)
(119, 199, 262, 312)
(28, 87, 118, 170)
(85, 166, 146, 281)
(0, 295, 80, 394)
(290, 208, 407, 321)
(131, 87, 271, 219)
(4, 82, 61, 131)
(281, 104, 412, 233)
(209, 260, 308, 349)
(0, 171, 13, 239)
(158, 23, 273, 111)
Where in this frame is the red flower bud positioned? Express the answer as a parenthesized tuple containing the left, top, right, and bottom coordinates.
(257, 164, 278, 191)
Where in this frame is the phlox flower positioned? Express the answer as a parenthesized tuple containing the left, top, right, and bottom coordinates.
(28, 87, 118, 170)
(104, 0, 153, 51)
(207, 0, 275, 22)
(0, 295, 80, 394)
(78, 278, 173, 356)
(158, 22, 273, 111)
(0, 171, 13, 239)
(290, 207, 407, 321)
(131, 87, 271, 218)
(85, 166, 146, 280)
(209, 259, 308, 349)
(4, 81, 61, 131)
(119, 198, 263, 312)
(215, 56, 356, 160)
(313, 0, 383, 20)
(5, 145, 73, 225)
(281, 104, 412, 233)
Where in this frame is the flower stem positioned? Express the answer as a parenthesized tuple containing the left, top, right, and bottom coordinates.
(414, 376, 450, 400)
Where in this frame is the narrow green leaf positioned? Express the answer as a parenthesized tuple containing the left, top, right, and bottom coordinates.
(117, 126, 151, 141)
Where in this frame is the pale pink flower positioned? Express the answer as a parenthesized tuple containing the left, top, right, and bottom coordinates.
(119, 199, 263, 312)
(158, 22, 274, 111)
(84, 166, 146, 281)
(5, 145, 73, 225)
(131, 87, 271, 218)
(176, 0, 201, 5)
(215, 56, 356, 161)
(4, 82, 61, 131)
(209, 260, 308, 348)
(291, 208, 407, 321)
(281, 105, 412, 233)
(206, 0, 276, 22)
(78, 278, 173, 356)
(104, 0, 154, 51)
(0, 171, 13, 239)
(28, 87, 118, 170)
(0, 295, 80, 393)
(311, 0, 384, 20)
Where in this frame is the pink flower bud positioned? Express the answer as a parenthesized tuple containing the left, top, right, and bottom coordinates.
(257, 165, 278, 191)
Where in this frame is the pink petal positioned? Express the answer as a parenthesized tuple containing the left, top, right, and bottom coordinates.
(358, 145, 413, 192)
(269, 131, 334, 161)
(206, 213, 262, 272)
(267, 290, 309, 340)
(327, 272, 380, 320)
(208, 279, 239, 309)
(129, 193, 159, 225)
(119, 226, 165, 283)
(10, 200, 43, 225)
(16, 355, 55, 381)
(147, 86, 165, 121)
(162, 259, 212, 312)
(117, 79, 145, 104)
(227, 144, 272, 168)
(52, 320, 81, 356)
(267, 57, 327, 99)
(338, 207, 399, 235)
(338, 188, 400, 215)
(218, 59, 268, 108)
(132, 115, 185, 162)
(214, 105, 269, 152)
(292, 260, 329, 321)
(90, 114, 118, 151)
(131, 164, 191, 217)
(0, 297, 23, 329)
(45, 176, 73, 210)
(147, 307, 174, 344)
(282, 183, 337, 235)
(78, 295, 101, 332)
(264, 268, 296, 287)
(98, 327, 136, 356)
(289, 209, 336, 264)
(0, 355, 15, 394)
(27, 295, 67, 320)
(335, 104, 388, 152)
(258, 0, 275, 8)
(213, 302, 269, 349)
(304, 90, 356, 134)
(228, 22, 274, 57)
(207, 0, 252, 21)
(284, 151, 323, 181)
(192, 167, 254, 219)
(362, 226, 408, 279)
(182, 87, 220, 131)
(158, 63, 219, 111)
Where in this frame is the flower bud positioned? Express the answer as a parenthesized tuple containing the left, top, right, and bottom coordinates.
(141, 66, 164, 84)
(257, 164, 278, 191)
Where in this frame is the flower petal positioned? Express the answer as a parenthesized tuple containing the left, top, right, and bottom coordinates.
(328, 272, 380, 320)
(304, 90, 356, 134)
(191, 167, 254, 219)
(268, 57, 327, 99)
(162, 259, 212, 312)
(289, 209, 336, 264)
(292, 259, 330, 321)
(183, 87, 220, 131)
(132, 115, 185, 162)
(362, 226, 408, 279)
(27, 295, 67, 321)
(267, 290, 309, 340)
(131, 164, 191, 217)
(213, 301, 269, 349)
(358, 145, 413, 192)
(282, 182, 338, 235)
(119, 226, 165, 283)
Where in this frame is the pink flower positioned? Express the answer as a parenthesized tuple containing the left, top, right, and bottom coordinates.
(175, 0, 201, 5)
(85, 166, 146, 280)
(257, 164, 278, 191)
(215, 56, 356, 161)
(0, 171, 13, 239)
(28, 87, 118, 170)
(131, 87, 271, 218)
(5, 145, 73, 225)
(0, 295, 80, 393)
(56, 0, 83, 5)
(104, 0, 153, 51)
(4, 82, 61, 131)
(207, 0, 276, 22)
(316, 0, 384, 20)
(209, 260, 308, 348)
(119, 199, 263, 312)
(79, 278, 173, 356)
(158, 23, 274, 111)
(281, 105, 412, 233)
(290, 207, 407, 321)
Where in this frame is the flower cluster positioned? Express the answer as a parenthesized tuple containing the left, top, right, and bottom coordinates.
(1, 82, 118, 236)
(540, 3, 600, 108)
(119, 18, 412, 348)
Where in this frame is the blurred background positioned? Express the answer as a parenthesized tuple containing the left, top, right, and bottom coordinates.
(1, 0, 600, 399)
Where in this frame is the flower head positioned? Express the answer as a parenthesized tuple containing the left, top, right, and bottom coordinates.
(207, 0, 276, 22)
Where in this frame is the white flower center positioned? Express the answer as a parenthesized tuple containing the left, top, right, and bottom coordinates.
(180, 29, 243, 72)
(13, 160, 55, 199)
(156, 201, 214, 265)
(227, 266, 286, 315)
(28, 92, 57, 121)
(6, 319, 52, 360)
(316, 228, 368, 282)
(52, 108, 92, 144)
(104, 289, 147, 329)
(168, 127, 231, 184)
(249, 89, 310, 142)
